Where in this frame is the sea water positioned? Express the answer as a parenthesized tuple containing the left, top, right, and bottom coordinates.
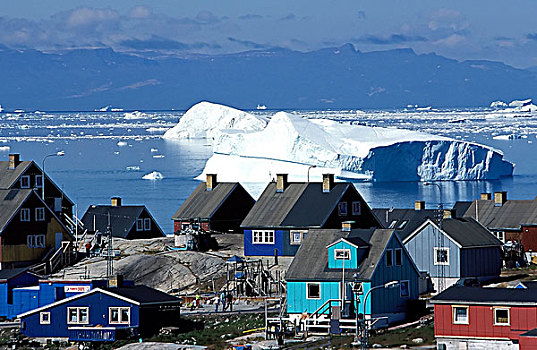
(1, 108, 536, 233)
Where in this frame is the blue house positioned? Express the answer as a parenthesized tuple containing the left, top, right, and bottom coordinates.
(241, 174, 380, 256)
(285, 226, 420, 331)
(19, 284, 181, 342)
(402, 216, 502, 292)
(0, 268, 39, 319)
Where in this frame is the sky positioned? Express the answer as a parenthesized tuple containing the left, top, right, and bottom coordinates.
(1, 1, 537, 68)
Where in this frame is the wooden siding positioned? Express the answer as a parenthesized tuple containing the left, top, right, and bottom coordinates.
(244, 229, 285, 256)
(435, 304, 537, 341)
(404, 224, 461, 279)
(370, 234, 419, 317)
(328, 241, 358, 269)
(210, 185, 255, 233)
(459, 247, 501, 278)
(521, 226, 537, 252)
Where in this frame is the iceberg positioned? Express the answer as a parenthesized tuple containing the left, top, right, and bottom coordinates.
(142, 171, 164, 180)
(197, 110, 514, 182)
(162, 101, 267, 142)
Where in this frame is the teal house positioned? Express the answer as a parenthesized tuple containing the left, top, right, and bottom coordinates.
(285, 226, 420, 331)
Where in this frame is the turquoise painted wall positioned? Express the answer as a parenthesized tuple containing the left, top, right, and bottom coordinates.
(328, 241, 358, 269)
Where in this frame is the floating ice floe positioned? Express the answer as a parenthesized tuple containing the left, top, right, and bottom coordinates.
(152, 155, 165, 158)
(142, 171, 164, 180)
(124, 111, 147, 120)
(126, 166, 140, 171)
(0, 146, 10, 152)
(162, 101, 267, 142)
(493, 134, 522, 140)
(117, 141, 128, 147)
(182, 104, 515, 182)
(150, 148, 158, 153)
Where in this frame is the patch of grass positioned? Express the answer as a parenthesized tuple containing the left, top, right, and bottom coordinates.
(369, 323, 434, 347)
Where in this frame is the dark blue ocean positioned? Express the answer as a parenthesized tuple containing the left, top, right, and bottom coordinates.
(2, 108, 536, 234)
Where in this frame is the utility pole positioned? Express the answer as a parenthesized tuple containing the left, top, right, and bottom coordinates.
(106, 212, 113, 277)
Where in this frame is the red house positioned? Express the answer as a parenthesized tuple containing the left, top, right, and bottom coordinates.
(431, 285, 537, 349)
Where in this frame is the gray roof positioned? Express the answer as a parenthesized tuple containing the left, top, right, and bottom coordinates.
(0, 189, 34, 232)
(241, 182, 352, 228)
(172, 182, 244, 220)
(0, 268, 34, 281)
(81, 205, 164, 238)
(440, 217, 502, 247)
(431, 285, 537, 305)
(373, 208, 439, 241)
(452, 201, 472, 218)
(0, 161, 32, 189)
(285, 228, 394, 282)
(463, 199, 537, 230)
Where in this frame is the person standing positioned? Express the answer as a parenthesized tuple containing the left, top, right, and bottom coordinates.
(226, 292, 233, 312)
(220, 292, 226, 311)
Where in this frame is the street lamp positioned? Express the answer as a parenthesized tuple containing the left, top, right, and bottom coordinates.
(424, 181, 443, 230)
(42, 151, 65, 200)
(307, 165, 317, 182)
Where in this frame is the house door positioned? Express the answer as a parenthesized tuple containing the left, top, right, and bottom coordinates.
(55, 233, 63, 251)
(54, 197, 62, 212)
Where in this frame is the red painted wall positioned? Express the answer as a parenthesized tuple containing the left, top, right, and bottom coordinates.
(522, 226, 537, 252)
(173, 220, 210, 233)
(435, 304, 537, 341)
(520, 336, 537, 350)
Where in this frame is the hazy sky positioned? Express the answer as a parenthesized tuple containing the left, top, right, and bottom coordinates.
(1, 1, 537, 67)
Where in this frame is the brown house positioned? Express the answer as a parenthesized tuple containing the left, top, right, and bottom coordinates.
(172, 174, 255, 234)
(0, 154, 74, 226)
(0, 189, 72, 269)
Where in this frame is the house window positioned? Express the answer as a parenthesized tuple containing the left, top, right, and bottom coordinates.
(334, 249, 351, 260)
(338, 202, 348, 216)
(181, 223, 190, 230)
(20, 208, 30, 222)
(109, 307, 130, 325)
(290, 230, 307, 245)
(144, 218, 151, 231)
(136, 219, 144, 231)
(352, 201, 361, 215)
(252, 230, 274, 244)
(434, 247, 449, 265)
(494, 307, 510, 326)
(397, 220, 408, 229)
(388, 220, 398, 229)
(395, 248, 402, 266)
(386, 249, 393, 266)
(35, 175, 43, 188)
(67, 307, 89, 324)
(40, 312, 51, 325)
(27, 235, 45, 248)
(453, 306, 469, 324)
(495, 231, 505, 243)
(306, 283, 321, 299)
(35, 207, 45, 221)
(400, 280, 409, 297)
(20, 175, 30, 188)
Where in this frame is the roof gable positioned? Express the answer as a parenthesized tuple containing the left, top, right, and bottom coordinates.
(81, 205, 145, 238)
(373, 207, 438, 241)
(0, 161, 32, 189)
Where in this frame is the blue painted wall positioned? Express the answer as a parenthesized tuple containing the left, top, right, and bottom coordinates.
(460, 246, 501, 278)
(328, 241, 358, 269)
(244, 229, 285, 256)
(21, 291, 139, 339)
(0, 272, 39, 319)
(404, 224, 461, 279)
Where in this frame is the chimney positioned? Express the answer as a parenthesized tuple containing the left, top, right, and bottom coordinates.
(342, 221, 354, 232)
(443, 209, 456, 219)
(206, 174, 217, 191)
(494, 191, 507, 206)
(8, 154, 20, 170)
(415, 200, 425, 211)
(481, 193, 492, 200)
(276, 174, 288, 193)
(108, 275, 124, 288)
(322, 174, 335, 193)
(111, 197, 122, 207)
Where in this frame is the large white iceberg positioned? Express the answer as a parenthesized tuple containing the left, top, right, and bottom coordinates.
(197, 111, 514, 182)
(162, 101, 267, 141)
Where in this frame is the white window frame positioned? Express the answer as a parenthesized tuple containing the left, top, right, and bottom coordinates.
(395, 248, 403, 266)
(144, 218, 151, 231)
(20, 175, 30, 188)
(388, 220, 398, 229)
(434, 247, 450, 266)
(397, 220, 408, 229)
(334, 248, 351, 260)
(290, 230, 307, 245)
(20, 208, 30, 222)
(338, 202, 348, 216)
(252, 230, 274, 244)
(452, 305, 469, 325)
(351, 201, 361, 215)
(27, 235, 45, 248)
(306, 283, 321, 300)
(386, 249, 393, 267)
(136, 218, 144, 231)
(67, 307, 89, 325)
(494, 307, 510, 326)
(35, 207, 45, 221)
(109, 307, 131, 325)
(35, 175, 43, 188)
(40, 311, 51, 325)
(400, 280, 410, 297)
(495, 231, 505, 243)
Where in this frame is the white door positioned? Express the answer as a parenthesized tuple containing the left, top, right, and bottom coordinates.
(55, 232, 63, 250)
